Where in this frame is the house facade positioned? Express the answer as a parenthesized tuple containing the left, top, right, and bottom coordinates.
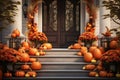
(0, 0, 118, 48)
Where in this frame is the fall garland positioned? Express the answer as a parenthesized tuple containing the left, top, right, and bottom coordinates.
(78, 0, 97, 42)
(27, 0, 48, 45)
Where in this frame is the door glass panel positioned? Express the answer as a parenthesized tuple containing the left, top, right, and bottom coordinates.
(65, 0, 73, 31)
(49, 0, 57, 31)
(76, 4, 80, 31)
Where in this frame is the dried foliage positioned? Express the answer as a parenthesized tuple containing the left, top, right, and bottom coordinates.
(0, 0, 20, 31)
(102, 0, 120, 25)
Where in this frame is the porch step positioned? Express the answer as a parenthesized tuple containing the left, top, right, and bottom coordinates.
(31, 55, 84, 62)
(41, 62, 89, 70)
(44, 48, 79, 55)
(3, 76, 118, 80)
(35, 70, 90, 77)
(14, 62, 89, 70)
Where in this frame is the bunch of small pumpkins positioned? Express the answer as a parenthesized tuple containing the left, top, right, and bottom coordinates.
(20, 41, 52, 56)
(11, 29, 20, 38)
(77, 44, 103, 62)
(78, 40, 120, 78)
(83, 62, 114, 77)
(3, 41, 52, 78)
(4, 46, 42, 78)
(77, 40, 119, 63)
(4, 61, 41, 77)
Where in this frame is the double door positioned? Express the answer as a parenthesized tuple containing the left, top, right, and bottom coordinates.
(43, 0, 81, 48)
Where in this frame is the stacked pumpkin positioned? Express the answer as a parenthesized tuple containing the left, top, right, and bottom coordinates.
(68, 43, 81, 49)
(13, 41, 42, 77)
(13, 61, 42, 77)
(20, 41, 50, 56)
(77, 39, 120, 78)
(77, 45, 103, 62)
(11, 29, 20, 38)
(27, 23, 48, 47)
(78, 45, 115, 77)
(0, 41, 43, 78)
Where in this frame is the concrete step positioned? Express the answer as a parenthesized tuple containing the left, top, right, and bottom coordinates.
(31, 55, 84, 62)
(14, 62, 89, 70)
(41, 62, 89, 70)
(35, 70, 89, 77)
(44, 48, 79, 55)
(3, 76, 119, 80)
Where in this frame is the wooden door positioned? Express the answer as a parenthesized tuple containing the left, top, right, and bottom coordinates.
(43, 0, 81, 48)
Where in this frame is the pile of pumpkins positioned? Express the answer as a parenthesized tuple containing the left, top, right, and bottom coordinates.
(1, 28, 52, 78)
(2, 41, 52, 78)
(11, 29, 20, 38)
(4, 61, 41, 77)
(75, 40, 120, 78)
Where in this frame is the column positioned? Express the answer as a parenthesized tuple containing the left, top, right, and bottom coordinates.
(38, 3, 42, 32)
(10, 0, 24, 37)
(80, 0, 86, 34)
(2, 0, 25, 44)
(32, 2, 42, 32)
(99, 0, 111, 35)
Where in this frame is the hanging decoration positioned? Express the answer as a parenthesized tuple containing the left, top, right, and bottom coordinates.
(78, 0, 98, 47)
(27, 0, 48, 47)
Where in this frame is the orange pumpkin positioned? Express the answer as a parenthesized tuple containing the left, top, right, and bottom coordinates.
(19, 53, 30, 62)
(42, 43, 52, 49)
(84, 64, 96, 70)
(72, 43, 81, 49)
(13, 29, 20, 37)
(89, 71, 97, 77)
(29, 48, 38, 55)
(4, 72, 12, 77)
(89, 46, 97, 54)
(39, 46, 47, 50)
(80, 46, 88, 55)
(92, 48, 102, 59)
(98, 47, 105, 54)
(29, 58, 37, 62)
(21, 41, 30, 49)
(84, 52, 93, 62)
(15, 71, 25, 77)
(109, 40, 118, 49)
(11, 29, 20, 38)
(21, 64, 30, 70)
(11, 33, 17, 38)
(99, 71, 107, 77)
(31, 61, 42, 70)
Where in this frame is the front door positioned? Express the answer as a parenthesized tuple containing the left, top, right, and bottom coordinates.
(43, 0, 81, 48)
